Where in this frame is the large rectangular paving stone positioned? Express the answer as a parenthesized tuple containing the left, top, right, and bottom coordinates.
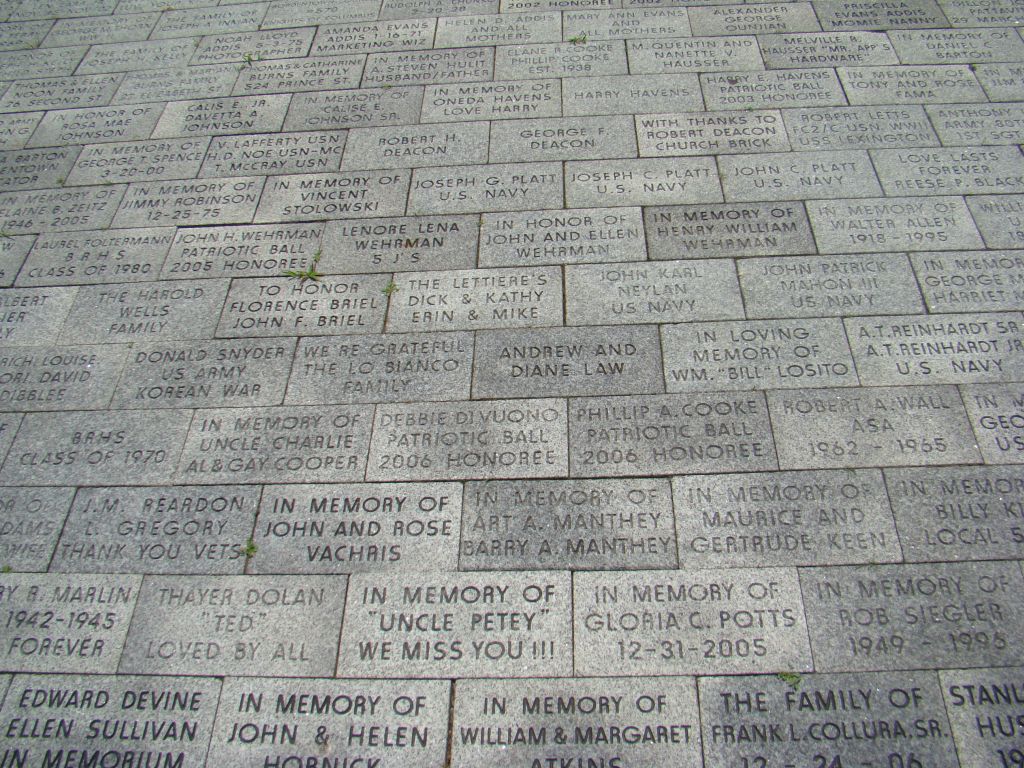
(675, 469, 900, 567)
(311, 19, 437, 56)
(564, 7, 691, 39)
(0, 487, 73, 571)
(702, 69, 847, 110)
(961, 383, 1024, 464)
(120, 575, 347, 676)
(645, 201, 815, 260)
(233, 55, 364, 97)
(783, 105, 939, 151)
(0, 113, 44, 152)
(886, 466, 1024, 562)
(663, 318, 857, 392)
(61, 280, 229, 344)
(217, 275, 388, 338)
(200, 131, 346, 178)
(363, 47, 494, 87)
(473, 325, 664, 398)
(0, 21, 52, 51)
(491, 115, 637, 162)
(461, 477, 676, 570)
(66, 137, 208, 186)
(0, 409, 190, 485)
(928, 103, 1024, 146)
(967, 194, 1024, 249)
(565, 259, 743, 325)
(495, 40, 627, 78)
(43, 13, 159, 48)
(453, 677, 701, 765)
(152, 95, 290, 139)
(208, 678, 449, 768)
(253, 482, 461, 573)
(53, 485, 259, 574)
(0, 235, 31, 286)
(0, 344, 123, 412)
(637, 110, 789, 157)
(27, 104, 163, 148)
(11, 0, 117, 17)
(78, 38, 198, 74)
(720, 149, 880, 202)
(0, 286, 76, 346)
(342, 122, 489, 170)
(973, 62, 1024, 101)
(846, 312, 1024, 385)
(0, 674, 220, 768)
(940, 0, 1023, 26)
(112, 64, 240, 105)
(739, 253, 925, 318)
(838, 65, 987, 104)
(113, 177, 264, 228)
(151, 3, 269, 39)
(627, 36, 763, 73)
(0, 73, 122, 113)
(254, 171, 411, 223)
(690, 2, 820, 35)
(800, 561, 1024, 671)
(768, 385, 980, 469)
(481, 207, 645, 267)
(0, 47, 86, 80)
(758, 31, 898, 68)
(562, 74, 702, 116)
(808, 196, 984, 253)
(566, 158, 721, 207)
(176, 405, 373, 484)
(382, 0, 499, 18)
(337, 571, 572, 677)
(285, 87, 425, 132)
(369, 399, 568, 481)
(321, 215, 477, 274)
(191, 29, 315, 65)
(421, 79, 561, 122)
(0, 146, 79, 192)
(872, 146, 1024, 196)
(435, 11, 561, 47)
(161, 222, 324, 281)
(890, 28, 1024, 64)
(409, 162, 562, 214)
(814, 0, 949, 30)
(941, 667, 1024, 768)
(262, 0, 379, 27)
(0, 573, 139, 672)
(574, 568, 811, 675)
(285, 332, 473, 404)
(0, 185, 124, 234)
(912, 251, 1024, 312)
(111, 338, 294, 409)
(387, 267, 563, 333)
(568, 392, 776, 478)
(700, 671, 957, 768)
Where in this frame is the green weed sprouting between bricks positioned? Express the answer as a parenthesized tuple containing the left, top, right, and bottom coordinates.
(382, 280, 399, 296)
(281, 248, 324, 283)
(568, 33, 588, 44)
(240, 52, 263, 68)
(0, 565, 11, 573)
(242, 539, 258, 559)
(777, 672, 802, 690)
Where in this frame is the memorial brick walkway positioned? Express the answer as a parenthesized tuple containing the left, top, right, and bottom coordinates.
(0, 0, 1021, 765)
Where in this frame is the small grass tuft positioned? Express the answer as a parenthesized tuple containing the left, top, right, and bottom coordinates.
(382, 280, 399, 296)
(240, 52, 262, 68)
(242, 538, 258, 559)
(0, 565, 11, 573)
(568, 33, 588, 44)
(282, 249, 324, 283)
(777, 672, 802, 690)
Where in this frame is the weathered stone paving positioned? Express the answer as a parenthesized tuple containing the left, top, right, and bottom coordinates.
(0, 1, 1021, 766)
